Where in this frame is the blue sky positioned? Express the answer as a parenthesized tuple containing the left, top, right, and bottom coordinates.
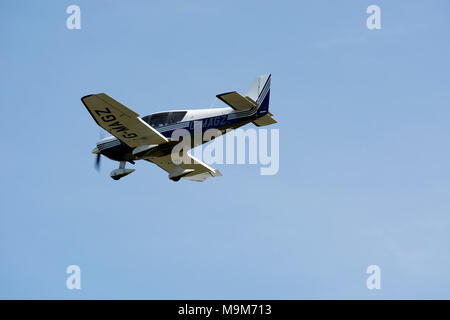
(1, 0, 450, 299)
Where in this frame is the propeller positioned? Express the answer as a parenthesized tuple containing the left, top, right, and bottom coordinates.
(94, 153, 101, 172)
(94, 130, 104, 172)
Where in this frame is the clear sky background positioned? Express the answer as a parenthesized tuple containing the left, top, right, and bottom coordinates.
(1, 0, 450, 299)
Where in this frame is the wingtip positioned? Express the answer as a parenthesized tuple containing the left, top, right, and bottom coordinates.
(81, 93, 105, 102)
(81, 94, 94, 101)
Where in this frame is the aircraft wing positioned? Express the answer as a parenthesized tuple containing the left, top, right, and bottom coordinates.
(81, 93, 168, 148)
(146, 153, 222, 182)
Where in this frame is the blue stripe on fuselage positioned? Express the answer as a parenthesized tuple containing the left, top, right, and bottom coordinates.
(157, 112, 257, 138)
(97, 111, 263, 160)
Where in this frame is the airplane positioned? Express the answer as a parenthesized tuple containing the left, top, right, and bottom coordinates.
(81, 74, 276, 182)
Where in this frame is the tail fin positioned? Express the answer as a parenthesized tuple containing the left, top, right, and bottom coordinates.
(246, 74, 271, 113)
(246, 74, 276, 126)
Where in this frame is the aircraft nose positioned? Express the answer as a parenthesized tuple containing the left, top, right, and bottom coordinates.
(92, 147, 100, 154)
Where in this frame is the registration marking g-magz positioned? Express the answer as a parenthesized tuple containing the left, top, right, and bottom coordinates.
(94, 107, 138, 139)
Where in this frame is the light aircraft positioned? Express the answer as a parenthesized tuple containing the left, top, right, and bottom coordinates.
(82, 74, 276, 181)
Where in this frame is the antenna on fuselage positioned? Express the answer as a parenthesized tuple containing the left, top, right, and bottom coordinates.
(208, 97, 218, 108)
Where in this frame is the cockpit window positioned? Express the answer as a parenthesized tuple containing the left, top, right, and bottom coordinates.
(150, 113, 168, 127)
(168, 111, 187, 124)
(142, 111, 187, 128)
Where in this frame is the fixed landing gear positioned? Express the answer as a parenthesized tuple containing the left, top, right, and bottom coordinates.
(110, 161, 135, 181)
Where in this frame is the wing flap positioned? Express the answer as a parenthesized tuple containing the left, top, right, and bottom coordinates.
(82, 93, 168, 148)
(146, 153, 222, 182)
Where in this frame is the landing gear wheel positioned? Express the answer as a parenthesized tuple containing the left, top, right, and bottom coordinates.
(110, 161, 135, 180)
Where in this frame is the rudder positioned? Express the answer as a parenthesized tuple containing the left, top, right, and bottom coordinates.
(246, 74, 276, 126)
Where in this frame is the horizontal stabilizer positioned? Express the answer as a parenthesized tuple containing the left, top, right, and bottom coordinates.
(216, 91, 257, 111)
(252, 114, 277, 127)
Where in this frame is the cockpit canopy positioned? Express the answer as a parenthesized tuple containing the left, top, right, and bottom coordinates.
(141, 111, 187, 128)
